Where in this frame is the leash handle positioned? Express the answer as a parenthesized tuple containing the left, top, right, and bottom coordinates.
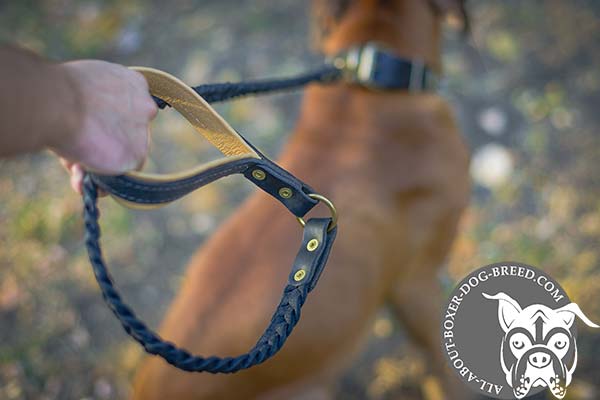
(83, 175, 337, 373)
(132, 67, 257, 158)
(91, 67, 319, 217)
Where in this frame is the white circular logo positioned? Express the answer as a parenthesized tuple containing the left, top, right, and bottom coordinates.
(441, 262, 599, 399)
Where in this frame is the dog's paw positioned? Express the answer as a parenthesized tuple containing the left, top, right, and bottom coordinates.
(549, 374, 567, 399)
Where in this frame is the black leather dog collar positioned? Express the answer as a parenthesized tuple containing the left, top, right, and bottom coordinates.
(83, 67, 338, 373)
(332, 42, 439, 91)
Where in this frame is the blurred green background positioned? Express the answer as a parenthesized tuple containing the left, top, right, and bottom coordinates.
(0, 0, 599, 399)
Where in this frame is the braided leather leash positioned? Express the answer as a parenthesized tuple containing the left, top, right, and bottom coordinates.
(83, 175, 336, 373)
(83, 67, 338, 373)
(152, 65, 341, 109)
(83, 43, 438, 373)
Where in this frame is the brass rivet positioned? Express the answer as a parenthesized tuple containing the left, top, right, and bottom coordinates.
(294, 269, 306, 282)
(306, 239, 319, 252)
(279, 187, 293, 198)
(252, 169, 266, 180)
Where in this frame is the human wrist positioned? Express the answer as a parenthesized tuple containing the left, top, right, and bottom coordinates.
(43, 62, 85, 151)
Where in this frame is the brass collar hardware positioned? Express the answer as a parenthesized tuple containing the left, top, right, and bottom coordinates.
(296, 193, 338, 232)
(252, 169, 266, 180)
(330, 42, 378, 86)
(278, 187, 293, 198)
(306, 239, 319, 252)
(293, 269, 307, 282)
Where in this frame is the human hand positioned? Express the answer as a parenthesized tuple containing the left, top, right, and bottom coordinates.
(50, 60, 157, 193)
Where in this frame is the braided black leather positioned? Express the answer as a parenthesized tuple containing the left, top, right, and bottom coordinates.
(83, 174, 337, 373)
(153, 65, 341, 109)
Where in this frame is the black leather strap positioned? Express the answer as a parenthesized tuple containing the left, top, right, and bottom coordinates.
(90, 158, 253, 206)
(288, 217, 336, 291)
(369, 51, 436, 91)
(91, 155, 318, 218)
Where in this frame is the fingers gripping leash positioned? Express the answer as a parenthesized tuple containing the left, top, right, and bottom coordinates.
(82, 67, 338, 373)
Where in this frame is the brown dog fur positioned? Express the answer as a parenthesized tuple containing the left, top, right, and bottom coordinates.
(132, 1, 471, 398)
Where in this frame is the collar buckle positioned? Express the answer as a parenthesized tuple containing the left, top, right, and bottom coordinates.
(331, 42, 380, 87)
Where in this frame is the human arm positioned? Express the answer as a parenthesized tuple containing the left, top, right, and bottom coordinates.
(0, 44, 157, 190)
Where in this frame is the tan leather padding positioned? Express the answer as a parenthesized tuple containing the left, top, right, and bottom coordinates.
(122, 67, 259, 183)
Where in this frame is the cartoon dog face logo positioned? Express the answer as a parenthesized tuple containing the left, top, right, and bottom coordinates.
(483, 292, 599, 399)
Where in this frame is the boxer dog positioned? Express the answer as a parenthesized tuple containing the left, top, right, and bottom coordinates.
(133, 1, 473, 398)
(484, 292, 599, 399)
